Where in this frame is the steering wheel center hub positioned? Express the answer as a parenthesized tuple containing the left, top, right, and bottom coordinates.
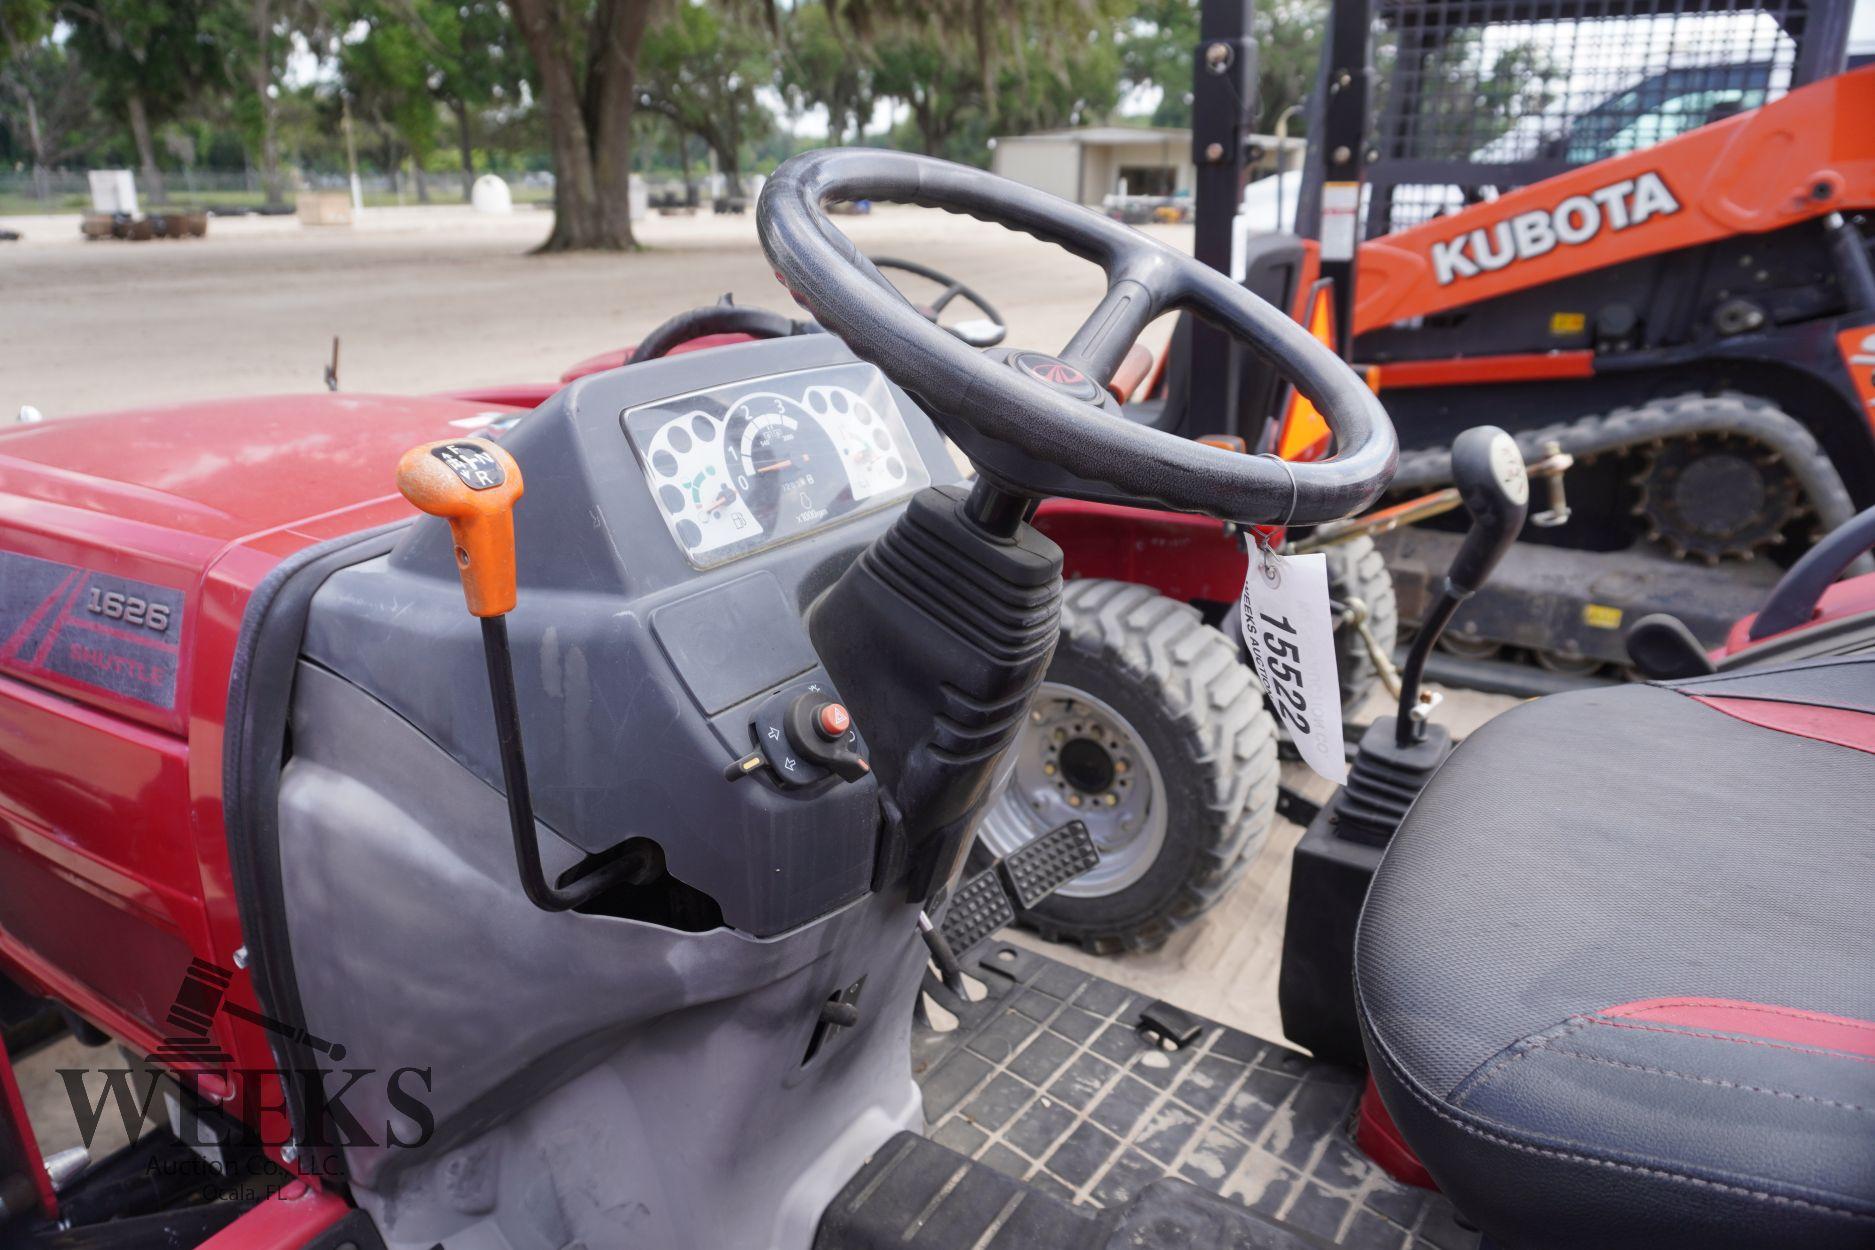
(1010, 351, 1103, 402)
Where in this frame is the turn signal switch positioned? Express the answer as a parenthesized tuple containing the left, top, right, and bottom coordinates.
(785, 695, 870, 782)
(397, 437, 637, 912)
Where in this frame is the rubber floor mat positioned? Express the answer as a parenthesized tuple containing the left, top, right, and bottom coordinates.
(911, 942, 1480, 1250)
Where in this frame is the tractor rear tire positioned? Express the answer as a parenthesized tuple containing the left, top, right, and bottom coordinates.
(975, 579, 1280, 953)
(1325, 536, 1398, 711)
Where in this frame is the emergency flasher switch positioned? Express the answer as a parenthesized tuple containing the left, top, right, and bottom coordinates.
(815, 702, 852, 739)
(786, 694, 870, 781)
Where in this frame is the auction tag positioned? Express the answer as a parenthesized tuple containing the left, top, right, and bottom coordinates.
(1320, 181, 1361, 263)
(1239, 546, 1347, 784)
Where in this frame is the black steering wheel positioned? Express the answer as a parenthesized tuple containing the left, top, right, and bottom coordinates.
(870, 257, 1007, 347)
(758, 149, 1397, 525)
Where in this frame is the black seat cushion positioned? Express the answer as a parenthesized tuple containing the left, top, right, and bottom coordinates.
(1354, 657, 1875, 1250)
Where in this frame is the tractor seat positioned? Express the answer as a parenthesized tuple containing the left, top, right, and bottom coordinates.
(1354, 655, 1875, 1250)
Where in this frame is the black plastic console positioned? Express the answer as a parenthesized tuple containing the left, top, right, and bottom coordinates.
(1279, 722, 1454, 1067)
(809, 482, 1064, 903)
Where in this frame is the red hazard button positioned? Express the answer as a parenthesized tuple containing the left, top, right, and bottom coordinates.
(816, 702, 852, 740)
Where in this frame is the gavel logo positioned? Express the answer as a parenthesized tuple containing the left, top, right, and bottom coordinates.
(149, 958, 348, 1066)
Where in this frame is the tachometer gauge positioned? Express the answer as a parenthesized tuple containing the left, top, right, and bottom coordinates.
(723, 394, 847, 538)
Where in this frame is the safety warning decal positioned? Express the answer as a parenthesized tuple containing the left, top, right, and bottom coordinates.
(0, 551, 185, 710)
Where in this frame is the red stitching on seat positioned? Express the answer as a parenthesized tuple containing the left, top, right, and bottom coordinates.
(1599, 998, 1875, 1060)
(1587, 1017, 1875, 1064)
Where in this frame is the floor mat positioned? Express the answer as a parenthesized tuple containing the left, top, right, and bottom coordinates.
(911, 942, 1480, 1250)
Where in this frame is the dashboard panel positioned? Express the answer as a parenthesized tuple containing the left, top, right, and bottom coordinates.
(622, 361, 931, 568)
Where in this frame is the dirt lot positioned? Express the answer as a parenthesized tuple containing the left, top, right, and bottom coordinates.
(7, 205, 1514, 1154)
(3, 204, 1187, 417)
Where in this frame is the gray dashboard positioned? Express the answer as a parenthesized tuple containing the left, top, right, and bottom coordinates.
(303, 334, 963, 936)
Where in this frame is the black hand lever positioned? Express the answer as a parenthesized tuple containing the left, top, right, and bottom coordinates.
(1395, 426, 1529, 746)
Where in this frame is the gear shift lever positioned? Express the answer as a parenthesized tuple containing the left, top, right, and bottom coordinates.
(1393, 426, 1529, 746)
(1280, 427, 1529, 1065)
(397, 438, 634, 911)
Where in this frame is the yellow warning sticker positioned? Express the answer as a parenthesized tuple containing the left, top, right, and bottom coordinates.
(1582, 603, 1623, 630)
(1550, 312, 1587, 335)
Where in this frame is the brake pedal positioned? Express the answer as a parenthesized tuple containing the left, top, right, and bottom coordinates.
(999, 819, 1099, 908)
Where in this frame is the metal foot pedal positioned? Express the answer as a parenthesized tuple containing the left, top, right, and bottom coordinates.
(1001, 820, 1099, 909)
(937, 868, 1017, 957)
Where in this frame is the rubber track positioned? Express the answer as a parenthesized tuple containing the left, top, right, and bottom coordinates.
(1391, 391, 1862, 546)
(1029, 579, 1280, 954)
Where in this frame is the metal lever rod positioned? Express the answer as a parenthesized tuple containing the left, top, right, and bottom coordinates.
(397, 437, 636, 912)
(1395, 426, 1530, 746)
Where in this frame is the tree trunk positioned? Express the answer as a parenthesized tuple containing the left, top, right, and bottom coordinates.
(510, 0, 647, 251)
(251, 0, 286, 208)
(18, 88, 48, 201)
(125, 89, 166, 205)
(414, 157, 430, 203)
(455, 102, 475, 202)
(712, 135, 743, 198)
(913, 99, 942, 156)
(677, 130, 694, 203)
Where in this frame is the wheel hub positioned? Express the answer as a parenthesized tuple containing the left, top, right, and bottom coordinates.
(976, 682, 1168, 898)
(1056, 737, 1117, 794)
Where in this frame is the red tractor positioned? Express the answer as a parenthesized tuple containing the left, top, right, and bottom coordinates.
(1, 148, 1871, 1250)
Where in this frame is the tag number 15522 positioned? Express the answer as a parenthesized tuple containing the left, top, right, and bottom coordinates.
(1259, 612, 1310, 735)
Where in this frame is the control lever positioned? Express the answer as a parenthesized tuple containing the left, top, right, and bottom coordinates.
(1394, 426, 1529, 747)
(396, 438, 639, 912)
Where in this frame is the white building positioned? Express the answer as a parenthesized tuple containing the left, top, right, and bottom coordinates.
(989, 127, 1191, 205)
(988, 127, 1306, 207)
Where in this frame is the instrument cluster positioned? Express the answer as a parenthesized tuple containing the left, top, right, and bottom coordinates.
(623, 361, 931, 568)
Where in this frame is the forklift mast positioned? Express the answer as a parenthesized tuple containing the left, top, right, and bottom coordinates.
(1189, 0, 1259, 428)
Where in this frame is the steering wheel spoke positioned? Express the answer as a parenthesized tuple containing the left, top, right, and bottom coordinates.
(1060, 277, 1166, 387)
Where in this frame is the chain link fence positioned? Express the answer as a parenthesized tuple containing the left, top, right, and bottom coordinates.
(0, 167, 555, 216)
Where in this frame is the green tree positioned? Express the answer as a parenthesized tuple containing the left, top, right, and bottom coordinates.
(208, 0, 327, 208)
(60, 0, 232, 203)
(848, 0, 1130, 162)
(1, 34, 105, 196)
(779, 2, 874, 145)
(506, 0, 659, 250)
(418, 0, 522, 199)
(340, 9, 441, 200)
(361, 0, 525, 199)
(868, 29, 979, 156)
(1, 0, 48, 58)
(638, 1, 772, 197)
(1119, 0, 1325, 131)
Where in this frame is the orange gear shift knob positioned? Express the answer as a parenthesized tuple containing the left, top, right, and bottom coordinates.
(395, 437, 524, 617)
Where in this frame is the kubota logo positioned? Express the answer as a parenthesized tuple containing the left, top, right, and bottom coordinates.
(1431, 171, 1681, 286)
